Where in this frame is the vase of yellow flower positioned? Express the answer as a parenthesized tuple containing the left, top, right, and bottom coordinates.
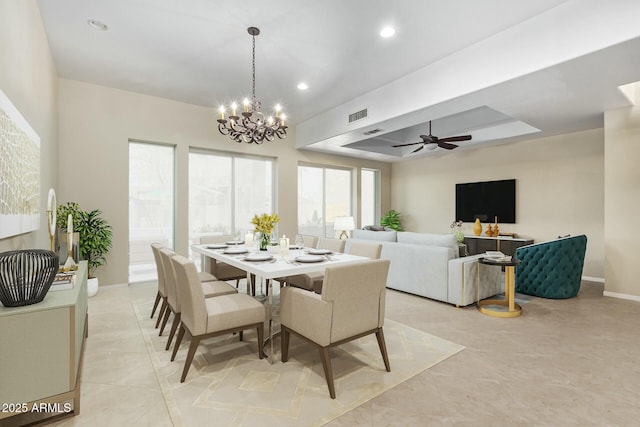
(251, 213, 280, 251)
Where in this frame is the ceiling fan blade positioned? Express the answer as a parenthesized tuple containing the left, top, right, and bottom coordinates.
(438, 135, 472, 143)
(393, 142, 422, 147)
(437, 141, 458, 150)
(411, 145, 424, 153)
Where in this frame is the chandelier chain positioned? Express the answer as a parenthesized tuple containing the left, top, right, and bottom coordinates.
(251, 33, 256, 103)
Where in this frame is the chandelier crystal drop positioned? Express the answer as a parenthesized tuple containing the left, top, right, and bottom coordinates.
(217, 27, 287, 144)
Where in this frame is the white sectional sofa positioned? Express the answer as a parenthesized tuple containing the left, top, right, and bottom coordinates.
(348, 229, 502, 306)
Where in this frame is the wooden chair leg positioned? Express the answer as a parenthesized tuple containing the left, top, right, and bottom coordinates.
(166, 312, 181, 350)
(159, 305, 172, 336)
(155, 298, 167, 328)
(281, 327, 290, 362)
(375, 327, 391, 372)
(319, 347, 336, 399)
(171, 324, 185, 362)
(252, 275, 256, 296)
(150, 291, 161, 318)
(180, 336, 201, 383)
(235, 278, 240, 289)
(257, 324, 264, 360)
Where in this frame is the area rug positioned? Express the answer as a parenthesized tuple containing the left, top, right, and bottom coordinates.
(133, 301, 464, 427)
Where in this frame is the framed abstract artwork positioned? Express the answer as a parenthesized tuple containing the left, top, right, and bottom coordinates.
(0, 89, 41, 239)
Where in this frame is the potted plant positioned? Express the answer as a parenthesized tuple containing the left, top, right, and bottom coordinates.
(57, 203, 112, 296)
(381, 209, 403, 231)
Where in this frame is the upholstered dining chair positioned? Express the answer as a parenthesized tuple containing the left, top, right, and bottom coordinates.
(260, 234, 321, 294)
(170, 255, 265, 383)
(150, 243, 166, 322)
(151, 243, 219, 329)
(286, 238, 346, 291)
(157, 248, 238, 350)
(280, 259, 391, 399)
(311, 240, 383, 294)
(302, 235, 319, 249)
(200, 235, 247, 288)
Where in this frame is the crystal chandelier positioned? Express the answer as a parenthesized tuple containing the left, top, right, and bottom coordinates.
(217, 27, 287, 144)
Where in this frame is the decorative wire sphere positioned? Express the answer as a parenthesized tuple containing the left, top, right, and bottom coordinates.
(0, 250, 59, 307)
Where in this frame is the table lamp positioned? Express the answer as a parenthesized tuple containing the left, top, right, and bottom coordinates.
(334, 216, 355, 240)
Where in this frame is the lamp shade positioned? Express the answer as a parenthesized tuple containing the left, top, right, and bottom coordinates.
(333, 216, 355, 231)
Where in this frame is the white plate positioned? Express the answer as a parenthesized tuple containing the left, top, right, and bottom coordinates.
(225, 240, 244, 245)
(485, 251, 504, 258)
(206, 244, 227, 249)
(224, 247, 248, 254)
(295, 255, 325, 263)
(307, 248, 332, 255)
(244, 253, 273, 262)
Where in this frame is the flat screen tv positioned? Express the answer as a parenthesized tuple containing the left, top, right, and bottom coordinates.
(455, 179, 516, 224)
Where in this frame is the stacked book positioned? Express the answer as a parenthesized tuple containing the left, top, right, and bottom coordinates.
(50, 272, 75, 291)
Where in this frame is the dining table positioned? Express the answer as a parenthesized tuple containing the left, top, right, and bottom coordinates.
(191, 243, 370, 363)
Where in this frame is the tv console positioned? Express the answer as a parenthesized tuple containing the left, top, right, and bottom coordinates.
(464, 235, 534, 257)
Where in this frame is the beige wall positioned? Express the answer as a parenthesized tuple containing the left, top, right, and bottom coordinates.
(604, 106, 640, 297)
(0, 0, 58, 253)
(391, 129, 605, 279)
(0, 1, 611, 289)
(58, 79, 391, 285)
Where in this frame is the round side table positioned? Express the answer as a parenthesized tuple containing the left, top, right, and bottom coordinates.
(477, 257, 522, 318)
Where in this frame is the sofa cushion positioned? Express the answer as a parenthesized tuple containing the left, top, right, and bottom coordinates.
(352, 229, 397, 242)
(397, 232, 459, 257)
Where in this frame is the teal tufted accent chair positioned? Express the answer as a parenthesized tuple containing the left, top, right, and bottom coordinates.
(514, 235, 587, 299)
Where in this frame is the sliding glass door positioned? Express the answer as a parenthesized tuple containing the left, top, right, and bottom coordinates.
(361, 168, 380, 227)
(128, 141, 175, 283)
(298, 165, 352, 237)
(189, 149, 274, 261)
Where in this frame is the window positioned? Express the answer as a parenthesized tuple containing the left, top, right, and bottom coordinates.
(129, 141, 175, 283)
(298, 165, 352, 237)
(189, 150, 274, 260)
(361, 169, 380, 227)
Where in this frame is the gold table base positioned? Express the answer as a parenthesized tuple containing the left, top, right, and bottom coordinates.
(478, 299, 522, 318)
(477, 263, 522, 318)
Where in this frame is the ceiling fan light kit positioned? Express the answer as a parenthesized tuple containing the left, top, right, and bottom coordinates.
(217, 27, 287, 145)
(393, 120, 472, 154)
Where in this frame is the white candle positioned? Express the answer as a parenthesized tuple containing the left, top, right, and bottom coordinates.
(245, 233, 253, 248)
(67, 214, 73, 254)
(280, 235, 289, 256)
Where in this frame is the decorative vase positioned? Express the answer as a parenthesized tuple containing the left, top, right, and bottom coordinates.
(485, 224, 493, 237)
(87, 277, 99, 297)
(453, 227, 465, 243)
(259, 232, 270, 251)
(473, 218, 482, 236)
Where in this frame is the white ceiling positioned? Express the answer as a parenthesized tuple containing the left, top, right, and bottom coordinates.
(37, 0, 640, 162)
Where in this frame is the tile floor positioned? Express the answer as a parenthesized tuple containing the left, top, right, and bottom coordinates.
(43, 279, 640, 426)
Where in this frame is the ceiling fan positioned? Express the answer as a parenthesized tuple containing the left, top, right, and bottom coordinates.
(393, 121, 472, 153)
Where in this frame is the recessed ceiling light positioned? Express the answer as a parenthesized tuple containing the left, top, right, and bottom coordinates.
(380, 26, 395, 38)
(87, 19, 108, 31)
(297, 82, 309, 90)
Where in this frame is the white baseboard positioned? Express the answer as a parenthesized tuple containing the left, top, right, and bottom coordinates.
(582, 275, 604, 283)
(603, 291, 640, 302)
(582, 276, 640, 302)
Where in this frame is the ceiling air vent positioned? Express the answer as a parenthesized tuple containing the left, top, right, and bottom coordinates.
(348, 108, 368, 123)
(363, 128, 384, 136)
